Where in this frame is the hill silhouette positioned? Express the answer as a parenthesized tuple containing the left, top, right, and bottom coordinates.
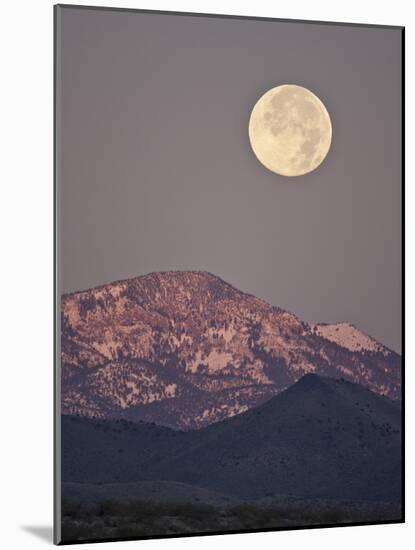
(62, 374, 401, 503)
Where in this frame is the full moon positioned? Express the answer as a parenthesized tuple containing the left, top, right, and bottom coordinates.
(248, 84, 332, 177)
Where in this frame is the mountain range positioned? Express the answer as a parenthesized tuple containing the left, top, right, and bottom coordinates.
(62, 374, 401, 503)
(61, 271, 401, 429)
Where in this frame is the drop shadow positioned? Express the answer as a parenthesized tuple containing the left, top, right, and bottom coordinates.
(21, 525, 53, 543)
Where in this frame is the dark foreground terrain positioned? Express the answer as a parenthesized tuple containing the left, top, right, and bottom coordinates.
(61, 374, 402, 542)
(61, 494, 401, 542)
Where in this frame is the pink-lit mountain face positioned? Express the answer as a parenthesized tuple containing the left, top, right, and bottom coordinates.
(61, 271, 401, 429)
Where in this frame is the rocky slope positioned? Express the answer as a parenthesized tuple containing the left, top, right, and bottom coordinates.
(313, 323, 386, 353)
(61, 271, 401, 429)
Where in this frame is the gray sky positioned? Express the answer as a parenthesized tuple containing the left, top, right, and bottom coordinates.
(57, 7, 402, 352)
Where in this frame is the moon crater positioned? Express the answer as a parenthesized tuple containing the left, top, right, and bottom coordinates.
(248, 84, 332, 177)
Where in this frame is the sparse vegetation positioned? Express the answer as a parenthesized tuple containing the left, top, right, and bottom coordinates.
(61, 498, 402, 542)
